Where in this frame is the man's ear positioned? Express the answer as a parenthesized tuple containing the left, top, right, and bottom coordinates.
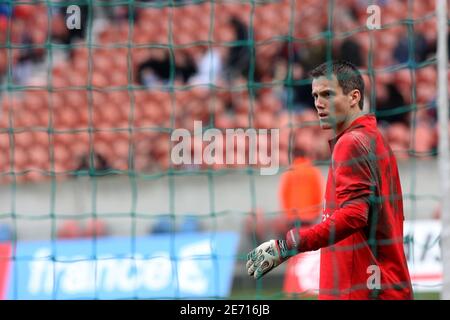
(349, 89, 361, 108)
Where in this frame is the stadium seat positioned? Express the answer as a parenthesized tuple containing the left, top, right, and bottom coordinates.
(150, 216, 174, 234)
(179, 216, 203, 233)
(57, 220, 83, 239)
(0, 224, 13, 242)
(84, 218, 109, 238)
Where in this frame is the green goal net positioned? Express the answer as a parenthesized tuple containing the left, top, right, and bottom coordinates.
(0, 0, 445, 299)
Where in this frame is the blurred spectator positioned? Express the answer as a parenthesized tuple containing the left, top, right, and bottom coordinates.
(275, 149, 324, 237)
(376, 83, 409, 126)
(272, 58, 288, 103)
(76, 152, 112, 175)
(136, 50, 171, 85)
(339, 38, 363, 67)
(137, 50, 197, 85)
(7, 4, 45, 84)
(189, 45, 224, 86)
(224, 16, 250, 80)
(273, 57, 315, 113)
(175, 51, 197, 83)
(394, 33, 429, 64)
(57, 220, 83, 239)
(295, 42, 327, 75)
(289, 61, 315, 113)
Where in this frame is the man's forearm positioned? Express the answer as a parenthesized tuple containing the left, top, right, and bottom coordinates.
(285, 200, 369, 252)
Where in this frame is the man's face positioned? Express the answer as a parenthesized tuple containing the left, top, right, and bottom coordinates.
(311, 75, 355, 131)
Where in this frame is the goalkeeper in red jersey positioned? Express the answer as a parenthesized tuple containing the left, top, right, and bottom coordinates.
(247, 61, 413, 300)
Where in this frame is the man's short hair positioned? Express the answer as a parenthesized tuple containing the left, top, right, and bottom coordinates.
(309, 60, 365, 110)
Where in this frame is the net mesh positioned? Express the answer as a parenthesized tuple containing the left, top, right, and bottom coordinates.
(0, 0, 446, 299)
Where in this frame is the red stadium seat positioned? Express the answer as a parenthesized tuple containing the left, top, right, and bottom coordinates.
(57, 220, 84, 239)
(83, 218, 109, 238)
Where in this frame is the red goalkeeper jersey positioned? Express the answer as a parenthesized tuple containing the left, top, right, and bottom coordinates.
(286, 114, 413, 300)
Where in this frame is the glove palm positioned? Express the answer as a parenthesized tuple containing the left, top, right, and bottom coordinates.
(246, 239, 290, 279)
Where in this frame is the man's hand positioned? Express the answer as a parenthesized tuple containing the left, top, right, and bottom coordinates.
(246, 239, 291, 279)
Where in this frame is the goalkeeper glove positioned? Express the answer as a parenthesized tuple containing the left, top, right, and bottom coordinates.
(246, 239, 292, 279)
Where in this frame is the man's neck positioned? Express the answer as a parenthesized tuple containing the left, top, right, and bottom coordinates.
(336, 111, 363, 136)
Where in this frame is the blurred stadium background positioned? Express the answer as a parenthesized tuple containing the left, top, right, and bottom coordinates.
(0, 0, 448, 299)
